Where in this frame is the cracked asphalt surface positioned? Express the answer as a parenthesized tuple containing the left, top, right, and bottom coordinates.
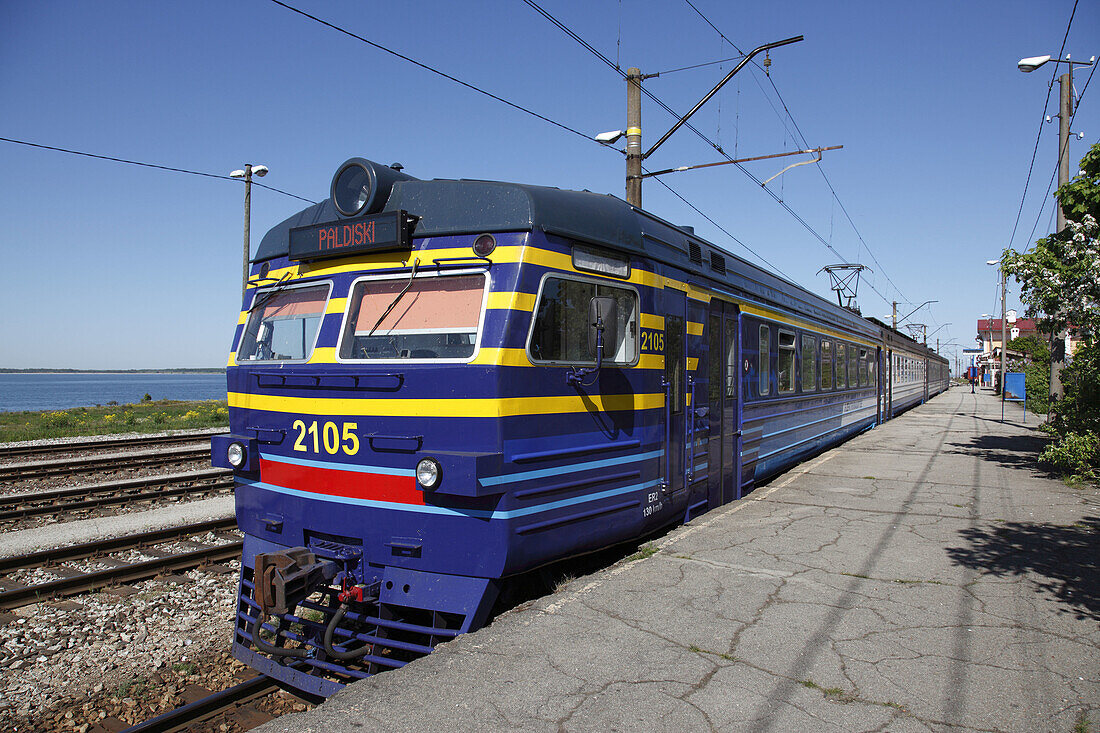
(257, 388, 1098, 732)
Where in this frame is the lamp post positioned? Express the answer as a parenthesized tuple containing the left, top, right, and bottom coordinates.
(230, 164, 269, 297)
(987, 259, 1006, 396)
(1018, 52, 1094, 409)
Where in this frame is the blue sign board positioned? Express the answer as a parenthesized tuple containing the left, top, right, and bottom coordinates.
(1004, 372, 1026, 402)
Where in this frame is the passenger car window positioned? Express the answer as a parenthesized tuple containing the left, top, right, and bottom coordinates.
(801, 335, 816, 392)
(238, 284, 329, 362)
(758, 325, 770, 396)
(836, 343, 846, 389)
(529, 276, 637, 364)
(821, 340, 833, 390)
(778, 330, 796, 394)
(339, 274, 485, 360)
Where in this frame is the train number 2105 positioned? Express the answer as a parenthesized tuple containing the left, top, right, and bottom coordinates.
(292, 420, 360, 455)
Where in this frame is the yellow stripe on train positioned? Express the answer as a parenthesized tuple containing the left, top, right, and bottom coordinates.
(227, 391, 665, 418)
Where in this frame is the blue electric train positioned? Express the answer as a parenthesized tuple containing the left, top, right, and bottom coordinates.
(212, 157, 949, 696)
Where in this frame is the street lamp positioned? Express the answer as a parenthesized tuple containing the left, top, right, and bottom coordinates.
(987, 259, 1006, 396)
(1018, 52, 1093, 411)
(230, 164, 269, 296)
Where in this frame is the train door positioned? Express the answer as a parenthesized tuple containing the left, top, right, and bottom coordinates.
(705, 301, 742, 508)
(660, 290, 687, 503)
(876, 346, 883, 425)
(685, 295, 708, 520)
(886, 348, 893, 419)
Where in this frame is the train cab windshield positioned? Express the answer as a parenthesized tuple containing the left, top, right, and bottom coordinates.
(338, 273, 486, 360)
(237, 284, 330, 362)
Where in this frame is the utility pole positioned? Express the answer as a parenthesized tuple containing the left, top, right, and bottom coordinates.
(1050, 69, 1073, 405)
(616, 36, 802, 208)
(626, 68, 642, 208)
(242, 164, 253, 297)
(1000, 267, 1007, 396)
(892, 301, 897, 330)
(230, 163, 268, 297)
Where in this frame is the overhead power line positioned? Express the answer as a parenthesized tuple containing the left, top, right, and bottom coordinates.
(1007, 0, 1079, 252)
(0, 136, 316, 203)
(521, 0, 900, 309)
(268, 0, 597, 145)
(682, 0, 908, 305)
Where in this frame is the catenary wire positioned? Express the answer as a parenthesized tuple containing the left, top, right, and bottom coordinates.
(645, 168, 794, 279)
(522, 0, 899, 309)
(271, 0, 784, 275)
(268, 0, 597, 145)
(682, 0, 909, 305)
(1022, 62, 1096, 247)
(520, 0, 855, 292)
(1007, 0, 1079, 252)
(0, 136, 317, 203)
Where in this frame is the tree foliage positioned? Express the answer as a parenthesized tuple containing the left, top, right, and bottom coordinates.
(1001, 143, 1100, 340)
(1001, 143, 1100, 479)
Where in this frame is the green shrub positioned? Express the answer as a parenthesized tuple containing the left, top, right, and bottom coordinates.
(1039, 431, 1099, 478)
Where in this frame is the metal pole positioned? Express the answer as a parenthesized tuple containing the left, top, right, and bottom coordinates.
(242, 163, 252, 297)
(892, 301, 897, 330)
(1049, 69, 1073, 408)
(1000, 269, 1007, 389)
(626, 68, 642, 208)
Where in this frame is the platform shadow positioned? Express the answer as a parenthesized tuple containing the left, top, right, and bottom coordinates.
(946, 516, 1100, 621)
(945, 433, 1057, 477)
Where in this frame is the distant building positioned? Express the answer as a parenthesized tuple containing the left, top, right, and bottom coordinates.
(976, 310, 1041, 388)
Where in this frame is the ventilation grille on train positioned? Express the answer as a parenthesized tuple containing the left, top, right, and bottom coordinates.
(689, 242, 703, 264)
(710, 251, 726, 273)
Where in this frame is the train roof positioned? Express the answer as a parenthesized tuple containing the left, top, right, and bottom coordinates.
(256, 168, 937, 354)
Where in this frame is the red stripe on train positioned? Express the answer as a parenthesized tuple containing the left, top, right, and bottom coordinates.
(259, 457, 424, 505)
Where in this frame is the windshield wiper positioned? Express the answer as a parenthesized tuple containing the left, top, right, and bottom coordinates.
(367, 258, 420, 337)
(248, 272, 293, 314)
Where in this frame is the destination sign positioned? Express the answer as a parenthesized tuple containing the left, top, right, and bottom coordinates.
(288, 210, 410, 262)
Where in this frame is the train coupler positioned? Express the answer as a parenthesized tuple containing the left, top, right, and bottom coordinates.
(253, 547, 338, 616)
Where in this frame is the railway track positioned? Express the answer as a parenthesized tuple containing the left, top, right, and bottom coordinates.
(0, 445, 213, 482)
(120, 675, 280, 733)
(0, 468, 233, 523)
(0, 517, 242, 610)
(0, 429, 226, 461)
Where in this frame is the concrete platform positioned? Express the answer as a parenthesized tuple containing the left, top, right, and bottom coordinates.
(258, 389, 1099, 732)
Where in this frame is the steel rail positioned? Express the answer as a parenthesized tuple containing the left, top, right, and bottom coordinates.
(0, 471, 233, 522)
(0, 429, 226, 460)
(0, 517, 238, 573)
(0, 445, 212, 481)
(119, 675, 279, 733)
(0, 540, 243, 609)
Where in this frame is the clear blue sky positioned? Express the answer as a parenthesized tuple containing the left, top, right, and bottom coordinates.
(1, 0, 1096, 370)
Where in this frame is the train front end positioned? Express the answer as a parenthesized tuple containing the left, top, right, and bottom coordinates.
(212, 159, 517, 696)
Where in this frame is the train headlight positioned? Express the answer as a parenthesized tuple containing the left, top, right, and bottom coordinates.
(227, 442, 247, 468)
(415, 458, 441, 489)
(472, 233, 496, 257)
(332, 161, 373, 217)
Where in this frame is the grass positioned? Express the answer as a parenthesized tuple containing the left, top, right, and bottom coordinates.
(1075, 710, 1092, 733)
(0, 399, 228, 443)
(627, 544, 658, 562)
(688, 644, 737, 661)
(172, 661, 197, 676)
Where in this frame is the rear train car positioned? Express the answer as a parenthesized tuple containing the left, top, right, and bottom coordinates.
(212, 158, 948, 695)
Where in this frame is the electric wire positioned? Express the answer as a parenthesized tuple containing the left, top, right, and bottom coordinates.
(1022, 60, 1096, 247)
(645, 168, 793, 280)
(0, 136, 316, 203)
(267, 0, 598, 146)
(683, 0, 909, 305)
(1007, 0, 1079, 252)
(522, 0, 898, 309)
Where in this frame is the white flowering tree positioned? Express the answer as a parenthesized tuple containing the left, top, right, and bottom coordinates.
(1002, 143, 1100, 341)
